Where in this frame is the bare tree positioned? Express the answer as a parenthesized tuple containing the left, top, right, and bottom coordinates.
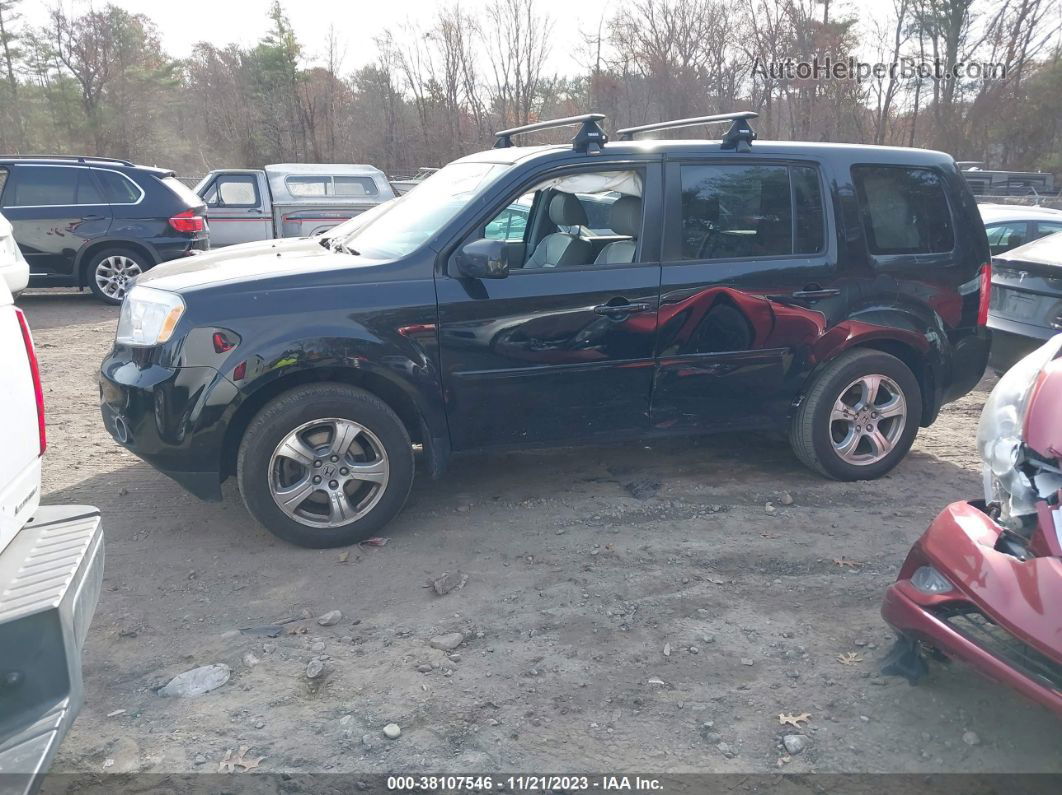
(484, 0, 553, 128)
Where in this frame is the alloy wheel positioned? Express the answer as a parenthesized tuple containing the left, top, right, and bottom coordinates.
(829, 374, 907, 466)
(95, 255, 142, 300)
(268, 417, 389, 528)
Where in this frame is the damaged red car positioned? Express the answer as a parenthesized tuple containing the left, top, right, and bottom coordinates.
(881, 335, 1062, 716)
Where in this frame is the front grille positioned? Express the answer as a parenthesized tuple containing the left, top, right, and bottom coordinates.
(931, 603, 1062, 692)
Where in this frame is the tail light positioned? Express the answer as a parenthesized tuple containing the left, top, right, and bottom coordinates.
(977, 263, 992, 326)
(14, 307, 46, 456)
(168, 209, 205, 234)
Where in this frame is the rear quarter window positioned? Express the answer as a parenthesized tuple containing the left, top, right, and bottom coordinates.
(852, 165, 954, 255)
(93, 169, 143, 204)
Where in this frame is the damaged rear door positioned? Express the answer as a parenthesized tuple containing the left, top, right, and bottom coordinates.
(650, 156, 840, 432)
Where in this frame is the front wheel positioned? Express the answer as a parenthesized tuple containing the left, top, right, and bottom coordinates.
(87, 247, 150, 304)
(236, 384, 414, 548)
(789, 349, 922, 481)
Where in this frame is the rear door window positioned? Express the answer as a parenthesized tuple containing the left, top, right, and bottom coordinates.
(852, 165, 954, 255)
(5, 165, 79, 206)
(76, 170, 104, 204)
(985, 221, 1030, 255)
(678, 163, 825, 260)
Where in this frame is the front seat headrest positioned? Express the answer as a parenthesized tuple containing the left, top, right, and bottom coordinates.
(549, 193, 588, 228)
(608, 196, 641, 237)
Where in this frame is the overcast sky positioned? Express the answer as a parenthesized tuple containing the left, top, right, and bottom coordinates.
(26, 0, 618, 73)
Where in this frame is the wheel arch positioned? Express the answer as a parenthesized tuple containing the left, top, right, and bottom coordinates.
(220, 366, 438, 483)
(806, 322, 939, 426)
(76, 239, 158, 286)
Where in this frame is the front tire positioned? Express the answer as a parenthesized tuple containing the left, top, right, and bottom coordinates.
(789, 349, 921, 481)
(86, 247, 150, 304)
(236, 384, 414, 548)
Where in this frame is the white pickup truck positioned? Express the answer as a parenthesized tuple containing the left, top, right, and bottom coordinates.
(0, 271, 103, 790)
(194, 163, 395, 247)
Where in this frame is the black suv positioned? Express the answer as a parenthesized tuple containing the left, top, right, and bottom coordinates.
(99, 113, 991, 548)
(0, 155, 208, 303)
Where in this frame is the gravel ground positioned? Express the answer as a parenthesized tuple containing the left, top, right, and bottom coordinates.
(17, 289, 1061, 778)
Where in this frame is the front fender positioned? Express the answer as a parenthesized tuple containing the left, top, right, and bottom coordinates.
(214, 322, 448, 470)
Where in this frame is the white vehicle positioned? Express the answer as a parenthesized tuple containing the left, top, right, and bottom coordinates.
(194, 163, 396, 248)
(0, 211, 29, 298)
(978, 202, 1062, 256)
(0, 277, 103, 790)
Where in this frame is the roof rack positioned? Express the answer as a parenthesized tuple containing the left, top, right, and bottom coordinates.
(494, 113, 609, 154)
(615, 111, 759, 152)
(0, 154, 135, 166)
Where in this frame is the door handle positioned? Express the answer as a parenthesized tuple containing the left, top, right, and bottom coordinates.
(791, 288, 840, 299)
(82, 214, 106, 221)
(248, 208, 263, 214)
(594, 302, 650, 317)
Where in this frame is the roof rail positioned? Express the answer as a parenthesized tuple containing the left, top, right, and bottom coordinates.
(615, 111, 759, 152)
(0, 154, 135, 166)
(494, 113, 609, 154)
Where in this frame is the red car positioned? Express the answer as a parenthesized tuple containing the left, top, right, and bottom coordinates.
(881, 335, 1062, 716)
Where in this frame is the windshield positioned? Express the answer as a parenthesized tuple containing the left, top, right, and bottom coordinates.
(338, 161, 511, 258)
(321, 199, 397, 242)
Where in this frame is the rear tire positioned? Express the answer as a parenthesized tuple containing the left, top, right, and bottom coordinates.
(86, 247, 151, 304)
(789, 349, 921, 481)
(236, 383, 414, 548)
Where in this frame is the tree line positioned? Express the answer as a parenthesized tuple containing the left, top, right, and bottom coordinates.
(0, 0, 1059, 179)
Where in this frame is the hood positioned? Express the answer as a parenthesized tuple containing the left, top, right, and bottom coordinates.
(0, 213, 11, 239)
(136, 236, 388, 293)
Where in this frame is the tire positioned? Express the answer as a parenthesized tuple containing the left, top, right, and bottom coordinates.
(789, 349, 922, 481)
(86, 247, 151, 304)
(236, 383, 414, 548)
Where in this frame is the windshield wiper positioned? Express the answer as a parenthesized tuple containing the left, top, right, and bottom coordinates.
(329, 238, 360, 256)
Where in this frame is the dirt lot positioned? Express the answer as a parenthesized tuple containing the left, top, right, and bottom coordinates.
(19, 290, 1061, 778)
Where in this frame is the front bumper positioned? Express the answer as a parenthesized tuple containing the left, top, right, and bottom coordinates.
(0, 506, 104, 792)
(99, 356, 237, 501)
(881, 501, 1062, 717)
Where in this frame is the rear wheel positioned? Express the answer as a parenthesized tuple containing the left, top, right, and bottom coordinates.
(86, 247, 150, 304)
(789, 349, 921, 480)
(236, 383, 414, 548)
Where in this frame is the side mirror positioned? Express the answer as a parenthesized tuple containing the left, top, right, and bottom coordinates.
(455, 239, 509, 279)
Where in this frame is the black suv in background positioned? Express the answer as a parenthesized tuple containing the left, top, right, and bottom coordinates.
(100, 112, 991, 548)
(0, 156, 208, 303)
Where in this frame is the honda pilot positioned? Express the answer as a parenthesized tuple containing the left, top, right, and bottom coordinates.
(99, 113, 991, 548)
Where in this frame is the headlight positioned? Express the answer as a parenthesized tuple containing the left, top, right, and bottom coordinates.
(976, 335, 1062, 523)
(115, 286, 185, 346)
